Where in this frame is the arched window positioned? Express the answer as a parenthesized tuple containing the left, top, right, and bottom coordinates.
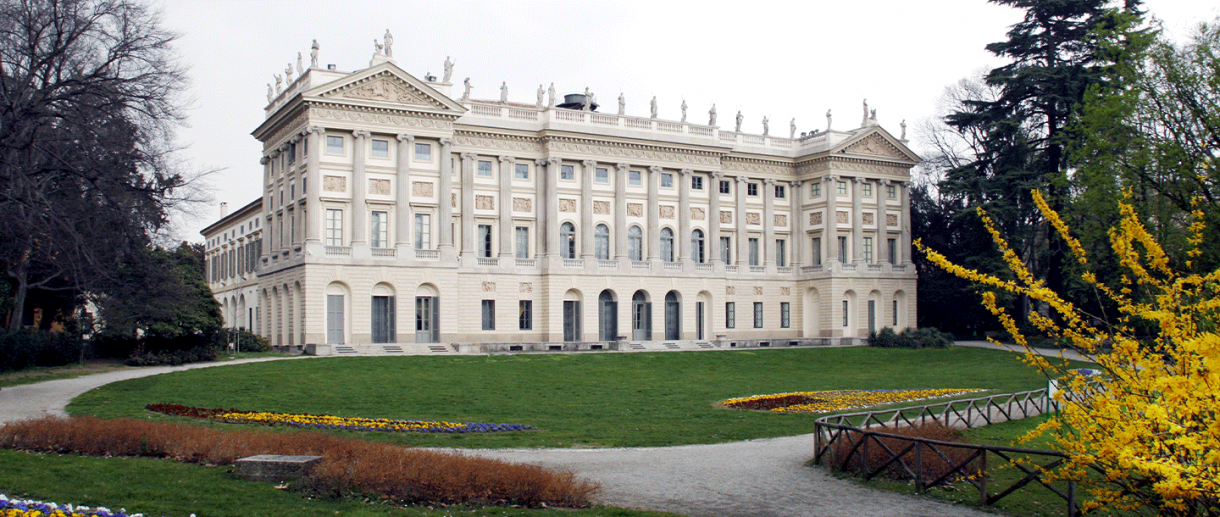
(560, 222, 576, 259)
(664, 291, 680, 340)
(691, 229, 705, 263)
(595, 224, 610, 260)
(660, 228, 674, 262)
(628, 225, 643, 261)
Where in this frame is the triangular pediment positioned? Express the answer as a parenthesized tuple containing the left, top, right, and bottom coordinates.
(831, 127, 920, 163)
(305, 62, 465, 114)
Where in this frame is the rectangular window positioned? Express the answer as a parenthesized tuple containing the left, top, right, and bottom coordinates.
(775, 239, 786, 267)
(414, 214, 431, 249)
(812, 237, 822, 266)
(371, 139, 389, 158)
(661, 173, 673, 188)
(629, 170, 641, 186)
(326, 135, 343, 154)
(753, 302, 764, 328)
(325, 209, 343, 246)
(888, 238, 897, 264)
(371, 211, 387, 248)
(811, 182, 821, 197)
(288, 142, 297, 164)
(561, 164, 575, 180)
(515, 226, 529, 259)
(481, 300, 495, 330)
(863, 183, 873, 196)
(515, 163, 529, 179)
(301, 137, 307, 157)
(843, 300, 850, 327)
(478, 224, 492, 258)
(775, 185, 786, 198)
(837, 181, 847, 195)
(726, 302, 735, 329)
(887, 184, 896, 198)
(864, 237, 873, 263)
(519, 300, 532, 330)
(720, 236, 732, 264)
(747, 183, 758, 196)
(838, 236, 847, 263)
(415, 142, 432, 161)
(781, 302, 790, 328)
(719, 180, 731, 194)
(290, 183, 295, 200)
(477, 160, 492, 177)
(595, 167, 609, 183)
(748, 238, 759, 266)
(692, 176, 703, 190)
(893, 300, 899, 326)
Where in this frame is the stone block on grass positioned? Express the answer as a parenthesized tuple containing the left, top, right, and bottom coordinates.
(234, 454, 322, 483)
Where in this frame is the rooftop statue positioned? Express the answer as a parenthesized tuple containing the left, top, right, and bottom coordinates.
(826, 109, 832, 130)
(383, 30, 394, 58)
(680, 100, 687, 122)
(618, 93, 625, 115)
(501, 82, 508, 104)
(274, 74, 283, 94)
(762, 116, 769, 136)
(443, 56, 454, 83)
(285, 63, 294, 83)
(650, 96, 657, 119)
(790, 118, 796, 138)
(548, 83, 556, 108)
(537, 85, 544, 108)
(735, 110, 743, 132)
(310, 39, 319, 67)
(266, 83, 273, 103)
(709, 104, 717, 126)
(462, 77, 471, 101)
(861, 98, 869, 126)
(900, 119, 907, 140)
(296, 52, 303, 74)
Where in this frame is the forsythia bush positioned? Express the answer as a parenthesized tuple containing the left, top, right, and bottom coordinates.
(916, 190, 1219, 515)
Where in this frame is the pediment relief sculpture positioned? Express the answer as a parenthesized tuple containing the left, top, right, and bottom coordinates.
(841, 134, 905, 159)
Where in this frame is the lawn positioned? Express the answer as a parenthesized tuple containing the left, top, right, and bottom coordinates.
(0, 449, 676, 517)
(66, 346, 1078, 449)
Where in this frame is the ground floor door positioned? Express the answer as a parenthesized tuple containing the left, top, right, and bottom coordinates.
(632, 296, 651, 341)
(415, 296, 437, 343)
(372, 296, 395, 343)
(868, 300, 876, 334)
(696, 301, 705, 340)
(564, 301, 581, 342)
(326, 294, 344, 344)
(664, 293, 680, 340)
(599, 294, 617, 342)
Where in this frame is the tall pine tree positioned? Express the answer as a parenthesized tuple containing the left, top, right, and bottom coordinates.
(943, 0, 1146, 321)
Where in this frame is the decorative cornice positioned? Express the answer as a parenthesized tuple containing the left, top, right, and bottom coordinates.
(796, 156, 911, 177)
(542, 136, 722, 167)
(309, 105, 457, 128)
(321, 70, 451, 111)
(453, 130, 543, 152)
(722, 156, 792, 175)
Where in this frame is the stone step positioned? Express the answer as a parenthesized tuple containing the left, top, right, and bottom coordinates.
(335, 346, 356, 354)
(381, 345, 404, 354)
(428, 345, 449, 353)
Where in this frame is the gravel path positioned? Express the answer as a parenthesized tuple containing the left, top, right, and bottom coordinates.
(1, 355, 1000, 517)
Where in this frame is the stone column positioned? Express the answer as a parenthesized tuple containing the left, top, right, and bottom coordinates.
(536, 158, 549, 258)
(545, 157, 561, 257)
(614, 163, 629, 260)
(763, 178, 776, 266)
(498, 156, 515, 258)
(260, 155, 272, 257)
(735, 175, 749, 265)
(900, 181, 912, 265)
(304, 127, 323, 244)
(395, 134, 414, 248)
(825, 175, 839, 264)
(581, 160, 596, 259)
(709, 171, 722, 264)
(678, 168, 692, 262)
(350, 130, 370, 246)
(852, 177, 865, 263)
(438, 138, 455, 251)
(791, 180, 803, 267)
(459, 152, 476, 257)
(647, 166, 661, 261)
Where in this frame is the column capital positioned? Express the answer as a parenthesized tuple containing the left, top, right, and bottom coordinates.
(535, 158, 549, 166)
(260, 156, 271, 165)
(581, 159, 597, 168)
(878, 178, 891, 186)
(546, 156, 562, 166)
(854, 176, 867, 184)
(648, 165, 663, 174)
(711, 170, 724, 179)
(824, 174, 840, 183)
(735, 175, 749, 184)
(460, 152, 477, 160)
(269, 149, 281, 158)
(791, 180, 803, 188)
(278, 142, 290, 152)
(352, 129, 371, 139)
(616, 162, 630, 172)
(499, 155, 516, 164)
(289, 134, 302, 144)
(678, 168, 692, 176)
(396, 134, 415, 143)
(439, 137, 453, 147)
(303, 125, 323, 135)
(764, 178, 776, 186)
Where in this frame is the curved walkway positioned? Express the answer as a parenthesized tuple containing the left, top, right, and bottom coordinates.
(0, 356, 997, 517)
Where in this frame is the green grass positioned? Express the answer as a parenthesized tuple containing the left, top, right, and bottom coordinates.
(67, 346, 1082, 449)
(0, 449, 676, 517)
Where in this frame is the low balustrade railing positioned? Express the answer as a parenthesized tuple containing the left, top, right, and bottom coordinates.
(598, 260, 618, 269)
(414, 249, 439, 259)
(813, 389, 1080, 516)
(631, 260, 651, 269)
(325, 246, 351, 256)
(563, 258, 584, 268)
(371, 248, 396, 258)
(476, 257, 499, 266)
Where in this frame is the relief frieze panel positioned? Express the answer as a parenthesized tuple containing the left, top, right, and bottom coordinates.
(627, 203, 643, 217)
(887, 214, 898, 227)
(323, 176, 346, 192)
(774, 214, 787, 227)
(594, 201, 611, 215)
(720, 210, 733, 224)
(862, 212, 874, 225)
(836, 211, 849, 224)
(513, 197, 532, 212)
(475, 195, 495, 210)
(660, 206, 675, 219)
(559, 198, 576, 213)
(691, 207, 705, 220)
(810, 211, 823, 225)
(412, 181, 434, 197)
(746, 212, 761, 225)
(369, 179, 391, 196)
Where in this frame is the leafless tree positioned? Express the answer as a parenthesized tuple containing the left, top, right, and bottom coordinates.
(0, 0, 189, 331)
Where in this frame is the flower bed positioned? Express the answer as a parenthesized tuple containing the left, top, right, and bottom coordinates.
(722, 388, 986, 413)
(145, 404, 534, 433)
(0, 494, 158, 517)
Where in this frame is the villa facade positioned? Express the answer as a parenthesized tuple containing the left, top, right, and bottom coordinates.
(208, 47, 920, 355)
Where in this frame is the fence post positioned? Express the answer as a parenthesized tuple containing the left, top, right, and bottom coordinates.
(914, 440, 924, 492)
(861, 431, 869, 474)
(978, 450, 988, 506)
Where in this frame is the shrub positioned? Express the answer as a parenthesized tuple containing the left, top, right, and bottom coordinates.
(867, 327, 954, 349)
(828, 423, 979, 482)
(232, 329, 269, 352)
(867, 327, 901, 347)
(0, 329, 83, 372)
(124, 346, 218, 366)
(0, 416, 598, 508)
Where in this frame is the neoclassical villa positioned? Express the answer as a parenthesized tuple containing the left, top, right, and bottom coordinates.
(203, 38, 919, 355)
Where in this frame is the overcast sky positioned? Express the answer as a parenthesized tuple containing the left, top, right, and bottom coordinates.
(157, 0, 1219, 242)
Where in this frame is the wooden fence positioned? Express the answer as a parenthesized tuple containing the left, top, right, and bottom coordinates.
(813, 389, 1080, 516)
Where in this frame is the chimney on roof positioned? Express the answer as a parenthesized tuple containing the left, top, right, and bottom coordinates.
(220, 202, 229, 218)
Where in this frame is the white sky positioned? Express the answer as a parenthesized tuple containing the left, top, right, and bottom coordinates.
(158, 0, 1219, 241)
